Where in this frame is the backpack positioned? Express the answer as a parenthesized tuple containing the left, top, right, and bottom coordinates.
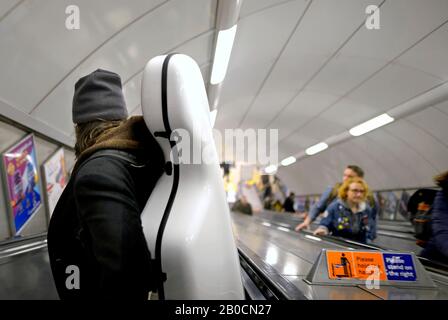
(407, 188, 438, 247)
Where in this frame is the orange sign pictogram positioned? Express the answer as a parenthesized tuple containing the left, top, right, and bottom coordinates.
(326, 251, 387, 281)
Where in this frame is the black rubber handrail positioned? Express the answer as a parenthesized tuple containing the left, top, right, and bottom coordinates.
(237, 240, 307, 300)
(253, 214, 448, 276)
(0, 232, 47, 248)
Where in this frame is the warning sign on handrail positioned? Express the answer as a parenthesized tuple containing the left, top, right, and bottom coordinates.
(326, 251, 416, 282)
(305, 249, 436, 289)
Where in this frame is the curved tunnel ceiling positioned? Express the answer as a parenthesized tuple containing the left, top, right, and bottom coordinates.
(0, 0, 447, 194)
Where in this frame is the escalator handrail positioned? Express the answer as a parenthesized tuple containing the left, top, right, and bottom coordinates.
(255, 214, 448, 277)
(237, 240, 307, 300)
(0, 232, 47, 248)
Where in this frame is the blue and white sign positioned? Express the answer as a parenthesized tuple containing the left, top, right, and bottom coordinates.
(383, 253, 417, 281)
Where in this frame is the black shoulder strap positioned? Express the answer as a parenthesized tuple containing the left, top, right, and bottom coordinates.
(73, 149, 141, 176)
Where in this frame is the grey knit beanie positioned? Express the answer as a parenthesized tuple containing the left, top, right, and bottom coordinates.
(72, 69, 128, 124)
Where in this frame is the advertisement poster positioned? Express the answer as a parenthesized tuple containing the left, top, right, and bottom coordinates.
(2, 134, 42, 234)
(42, 148, 67, 215)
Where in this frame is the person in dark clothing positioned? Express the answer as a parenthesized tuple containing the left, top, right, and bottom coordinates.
(47, 69, 164, 300)
(421, 171, 448, 265)
(232, 196, 253, 215)
(283, 192, 296, 213)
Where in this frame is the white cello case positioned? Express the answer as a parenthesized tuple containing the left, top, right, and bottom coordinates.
(140, 54, 244, 299)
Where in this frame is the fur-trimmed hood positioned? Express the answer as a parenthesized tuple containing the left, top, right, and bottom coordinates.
(73, 116, 163, 172)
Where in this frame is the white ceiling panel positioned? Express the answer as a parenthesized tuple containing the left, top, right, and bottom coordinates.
(0, 0, 20, 18)
(319, 98, 376, 129)
(277, 132, 425, 194)
(239, 0, 296, 19)
(277, 155, 337, 194)
(267, 90, 339, 140)
(0, 0, 166, 113)
(274, 0, 448, 156)
(240, 0, 382, 130)
(277, 138, 390, 194)
(335, 0, 448, 63)
(278, 132, 321, 158)
(308, 55, 385, 98)
(347, 63, 442, 112)
(406, 107, 448, 147)
(358, 131, 426, 186)
(397, 23, 448, 80)
(33, 0, 216, 134)
(289, 117, 345, 145)
(322, 141, 385, 189)
(434, 99, 448, 116)
(334, 137, 399, 189)
(215, 0, 307, 131)
(337, 139, 388, 188)
(276, 114, 446, 193)
(384, 120, 448, 172)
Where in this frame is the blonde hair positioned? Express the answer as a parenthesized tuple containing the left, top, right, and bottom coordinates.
(338, 177, 369, 201)
(74, 120, 124, 158)
(434, 171, 448, 189)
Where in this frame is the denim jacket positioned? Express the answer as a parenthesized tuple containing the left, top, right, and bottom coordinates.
(318, 199, 371, 243)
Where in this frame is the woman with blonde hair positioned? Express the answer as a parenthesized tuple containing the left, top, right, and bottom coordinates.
(314, 177, 372, 243)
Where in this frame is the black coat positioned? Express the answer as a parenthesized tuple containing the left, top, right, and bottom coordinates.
(47, 149, 164, 299)
(283, 197, 295, 213)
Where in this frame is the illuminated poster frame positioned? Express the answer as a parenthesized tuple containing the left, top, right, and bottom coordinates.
(42, 147, 67, 217)
(1, 134, 42, 235)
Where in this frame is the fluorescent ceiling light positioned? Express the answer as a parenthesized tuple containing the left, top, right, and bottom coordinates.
(305, 142, 328, 156)
(264, 165, 277, 174)
(210, 25, 237, 85)
(210, 109, 218, 128)
(349, 113, 394, 137)
(280, 156, 296, 166)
